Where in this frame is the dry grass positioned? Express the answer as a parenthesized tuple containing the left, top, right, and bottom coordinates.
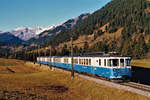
(131, 59, 150, 68)
(100, 23, 109, 32)
(90, 27, 123, 47)
(0, 58, 150, 100)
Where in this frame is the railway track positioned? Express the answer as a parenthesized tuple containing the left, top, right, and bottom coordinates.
(121, 82, 150, 92)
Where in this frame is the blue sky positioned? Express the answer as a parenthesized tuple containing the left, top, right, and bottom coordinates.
(0, 0, 111, 31)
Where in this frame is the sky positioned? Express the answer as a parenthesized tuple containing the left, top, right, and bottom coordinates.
(0, 0, 111, 31)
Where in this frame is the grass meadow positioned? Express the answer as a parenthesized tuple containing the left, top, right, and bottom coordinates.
(0, 58, 149, 100)
(131, 59, 150, 68)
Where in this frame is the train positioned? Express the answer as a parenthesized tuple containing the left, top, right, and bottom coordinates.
(37, 53, 132, 81)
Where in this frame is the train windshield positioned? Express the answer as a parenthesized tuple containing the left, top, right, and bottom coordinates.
(120, 59, 124, 67)
(107, 59, 119, 67)
(108, 59, 131, 67)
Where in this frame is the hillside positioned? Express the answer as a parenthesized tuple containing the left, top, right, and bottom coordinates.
(0, 32, 25, 57)
(43, 0, 150, 58)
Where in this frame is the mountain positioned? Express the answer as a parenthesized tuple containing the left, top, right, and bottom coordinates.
(44, 0, 150, 58)
(27, 13, 90, 44)
(0, 32, 24, 45)
(0, 30, 3, 33)
(3, 0, 150, 59)
(8, 26, 55, 41)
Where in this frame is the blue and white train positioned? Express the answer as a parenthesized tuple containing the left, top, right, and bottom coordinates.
(37, 54, 132, 81)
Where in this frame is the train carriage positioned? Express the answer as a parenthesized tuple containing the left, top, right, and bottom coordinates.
(37, 54, 132, 81)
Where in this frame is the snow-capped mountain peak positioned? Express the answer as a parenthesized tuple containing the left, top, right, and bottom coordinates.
(34, 25, 57, 35)
(7, 25, 57, 41)
(13, 27, 33, 31)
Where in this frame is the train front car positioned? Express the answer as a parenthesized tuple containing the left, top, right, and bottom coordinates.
(84, 55, 132, 82)
(105, 57, 132, 81)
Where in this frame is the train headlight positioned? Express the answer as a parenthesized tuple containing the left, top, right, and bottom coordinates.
(113, 68, 116, 71)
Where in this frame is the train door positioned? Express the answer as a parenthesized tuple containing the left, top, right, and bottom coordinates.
(92, 57, 99, 75)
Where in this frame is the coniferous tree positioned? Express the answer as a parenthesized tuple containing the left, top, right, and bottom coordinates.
(83, 42, 89, 53)
(61, 44, 69, 56)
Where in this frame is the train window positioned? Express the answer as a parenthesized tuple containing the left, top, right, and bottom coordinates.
(107, 59, 111, 67)
(125, 59, 131, 66)
(86, 59, 88, 65)
(47, 58, 49, 62)
(54, 58, 56, 62)
(56, 58, 58, 62)
(55, 58, 60, 62)
(104, 59, 106, 66)
(55, 58, 58, 62)
(49, 58, 51, 62)
(99, 59, 101, 66)
(120, 59, 124, 67)
(79, 59, 81, 64)
(112, 59, 119, 66)
(89, 59, 91, 65)
(83, 59, 84, 65)
(74, 59, 78, 64)
(64, 58, 68, 63)
(81, 59, 83, 65)
(84, 59, 86, 65)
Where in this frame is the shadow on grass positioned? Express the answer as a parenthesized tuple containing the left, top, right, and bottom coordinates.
(131, 66, 150, 85)
(35, 85, 68, 93)
(0, 85, 68, 100)
(0, 90, 64, 100)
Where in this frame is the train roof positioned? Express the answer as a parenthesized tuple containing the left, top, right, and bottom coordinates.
(38, 52, 131, 58)
(75, 52, 130, 57)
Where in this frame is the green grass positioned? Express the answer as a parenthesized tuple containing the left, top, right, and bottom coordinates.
(131, 59, 150, 68)
(0, 58, 150, 100)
